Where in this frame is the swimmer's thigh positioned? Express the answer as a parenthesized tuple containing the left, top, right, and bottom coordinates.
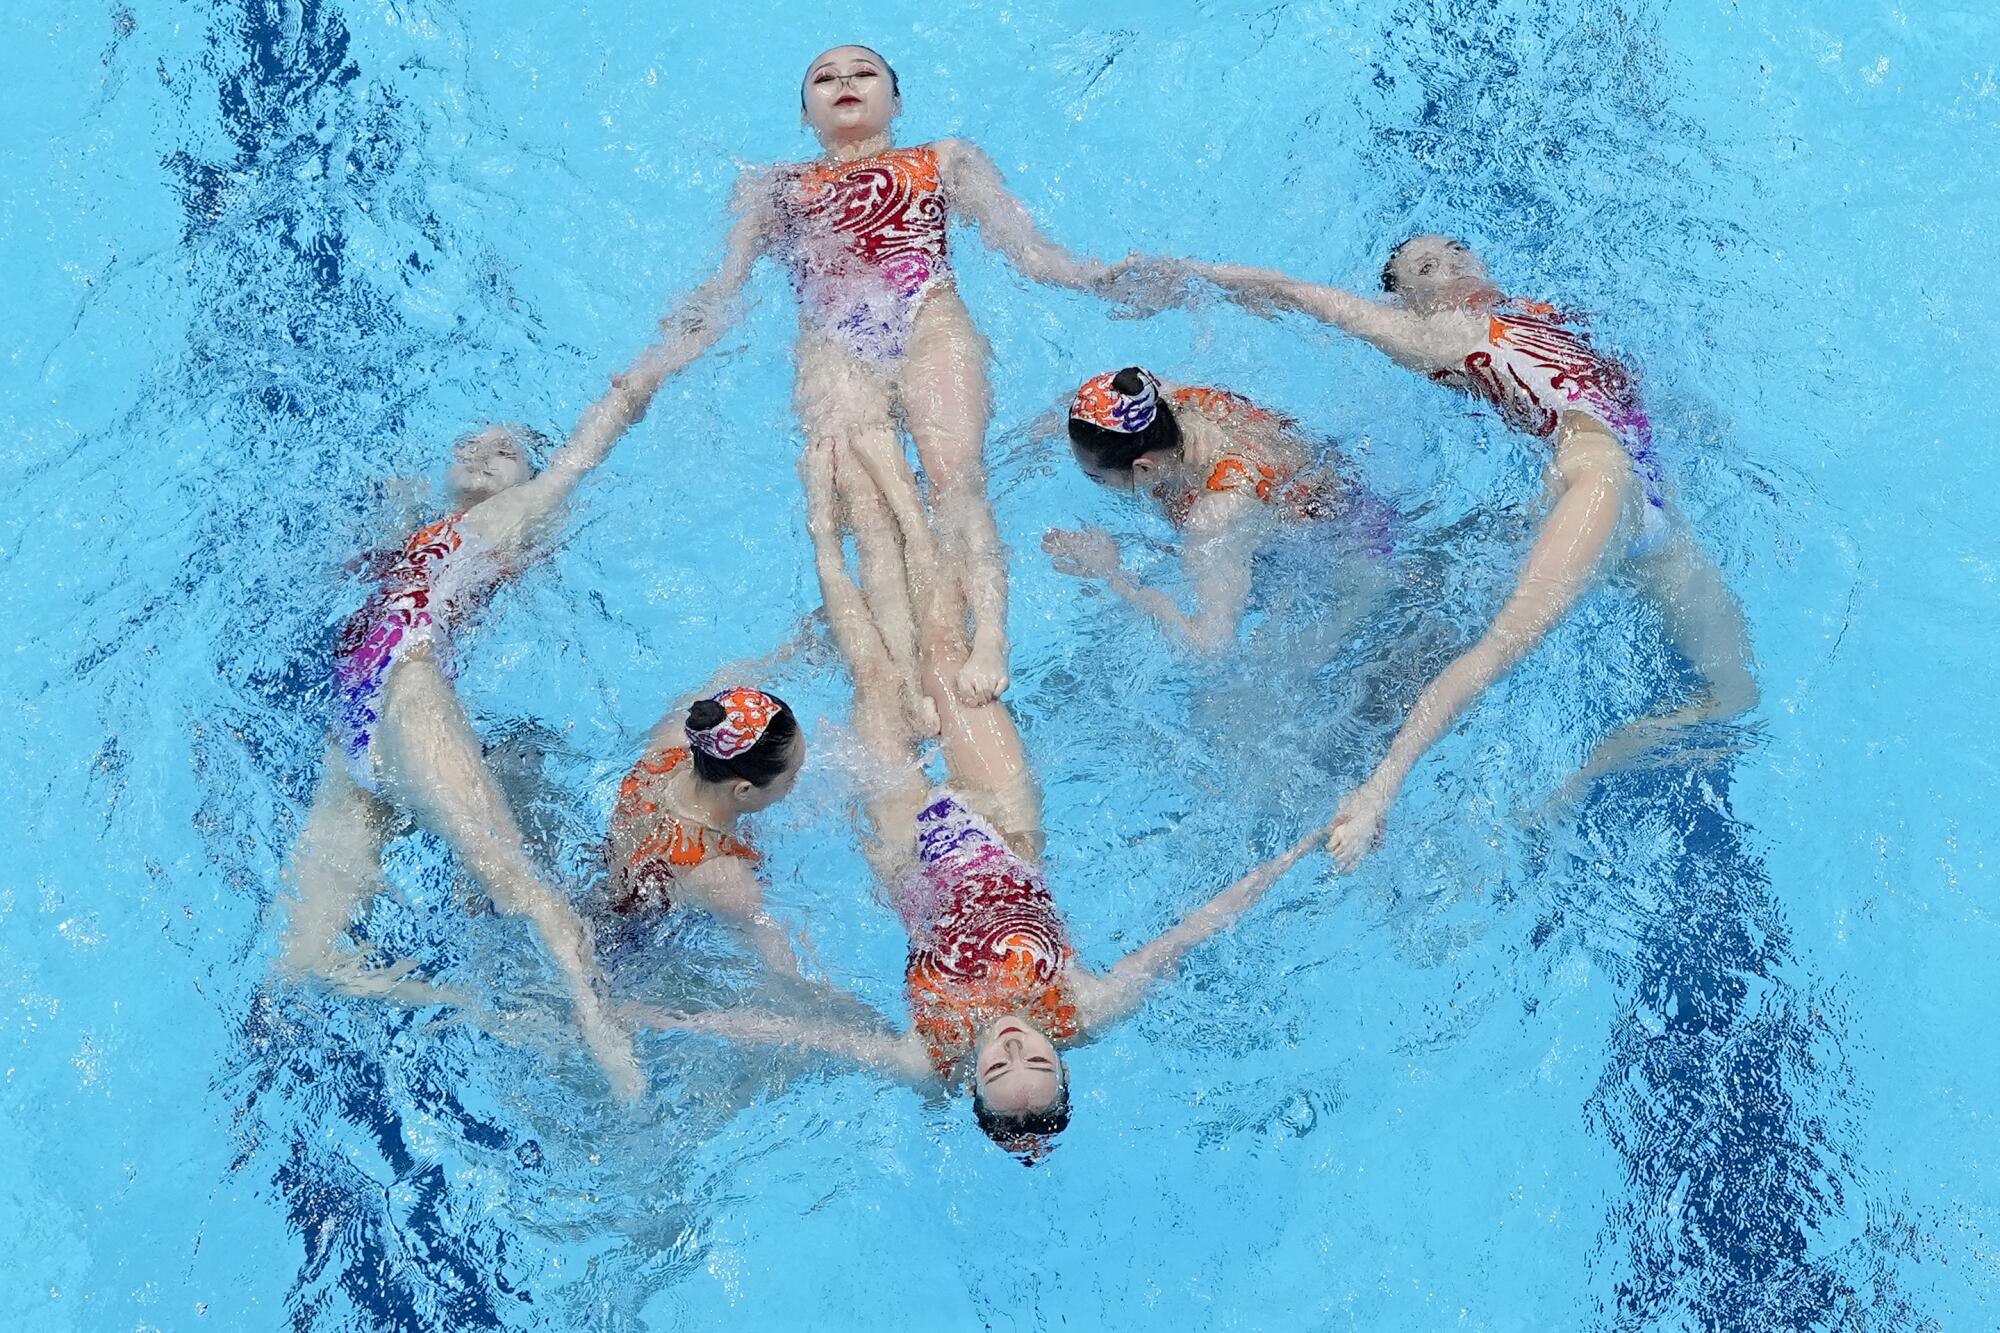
(1633, 536, 1758, 714)
(278, 745, 395, 974)
(371, 656, 551, 919)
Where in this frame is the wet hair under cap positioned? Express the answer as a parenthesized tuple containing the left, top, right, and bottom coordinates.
(685, 692, 799, 787)
(972, 1070, 1073, 1164)
(1381, 235, 1423, 294)
(1066, 367, 1182, 474)
(800, 45, 901, 110)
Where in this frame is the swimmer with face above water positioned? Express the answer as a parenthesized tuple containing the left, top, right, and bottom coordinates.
(623, 435, 1330, 1158)
(277, 320, 706, 1101)
(651, 43, 1154, 735)
(1136, 236, 1756, 869)
(1044, 366, 1382, 653)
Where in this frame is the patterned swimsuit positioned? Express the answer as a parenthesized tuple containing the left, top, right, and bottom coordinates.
(901, 793, 1079, 1080)
(1432, 299, 1670, 553)
(1150, 386, 1344, 529)
(609, 746, 761, 916)
(776, 144, 952, 361)
(333, 514, 502, 791)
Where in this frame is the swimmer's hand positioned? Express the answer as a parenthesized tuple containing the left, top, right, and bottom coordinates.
(1043, 526, 1122, 581)
(1098, 252, 1196, 318)
(958, 628, 1011, 704)
(1326, 786, 1389, 872)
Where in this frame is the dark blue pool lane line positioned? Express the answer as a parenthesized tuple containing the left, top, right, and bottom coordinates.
(1555, 762, 1927, 1330)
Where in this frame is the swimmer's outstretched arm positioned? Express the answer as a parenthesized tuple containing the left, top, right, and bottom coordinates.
(1327, 413, 1632, 870)
(464, 323, 692, 550)
(1044, 504, 1258, 655)
(619, 1002, 934, 1086)
(1185, 261, 1438, 367)
(653, 174, 775, 370)
(938, 139, 1109, 292)
(1071, 823, 1326, 1033)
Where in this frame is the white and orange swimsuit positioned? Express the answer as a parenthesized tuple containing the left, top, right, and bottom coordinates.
(608, 746, 761, 916)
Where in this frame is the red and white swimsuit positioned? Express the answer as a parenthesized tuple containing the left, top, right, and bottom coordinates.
(776, 144, 953, 361)
(1432, 299, 1669, 551)
(333, 515, 504, 791)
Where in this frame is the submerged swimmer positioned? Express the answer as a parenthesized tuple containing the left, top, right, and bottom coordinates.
(1162, 236, 1755, 868)
(1044, 366, 1381, 652)
(625, 436, 1326, 1157)
(277, 327, 694, 1100)
(652, 43, 1148, 728)
(604, 686, 810, 977)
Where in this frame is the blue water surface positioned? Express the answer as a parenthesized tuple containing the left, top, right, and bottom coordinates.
(3, 1, 1996, 1329)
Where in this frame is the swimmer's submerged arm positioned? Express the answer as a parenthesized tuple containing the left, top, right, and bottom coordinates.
(938, 139, 1107, 291)
(1073, 824, 1325, 1032)
(620, 1002, 932, 1085)
(1191, 261, 1435, 364)
(1108, 509, 1257, 655)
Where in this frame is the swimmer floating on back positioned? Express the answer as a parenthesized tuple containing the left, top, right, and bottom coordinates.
(1146, 236, 1755, 868)
(277, 322, 698, 1101)
(651, 43, 1153, 731)
(625, 435, 1328, 1157)
(1044, 366, 1382, 653)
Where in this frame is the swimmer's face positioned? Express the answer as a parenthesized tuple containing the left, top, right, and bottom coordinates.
(734, 730, 805, 814)
(971, 1017, 1065, 1116)
(446, 426, 533, 507)
(1071, 442, 1137, 491)
(801, 46, 898, 144)
(1385, 235, 1492, 313)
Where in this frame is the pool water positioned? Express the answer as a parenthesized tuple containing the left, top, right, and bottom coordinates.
(4, 1, 1996, 1329)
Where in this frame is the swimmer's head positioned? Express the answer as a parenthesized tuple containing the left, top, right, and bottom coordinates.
(446, 424, 541, 508)
(1066, 367, 1182, 490)
(686, 687, 804, 813)
(969, 1015, 1070, 1162)
(801, 45, 900, 145)
(1381, 234, 1494, 313)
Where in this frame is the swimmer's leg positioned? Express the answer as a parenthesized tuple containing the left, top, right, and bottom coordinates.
(802, 436, 929, 873)
(831, 432, 941, 736)
(1333, 426, 1629, 868)
(277, 748, 470, 1008)
(1561, 535, 1760, 796)
(372, 656, 643, 1101)
(914, 582, 1044, 864)
(797, 340, 928, 728)
(900, 293, 1010, 703)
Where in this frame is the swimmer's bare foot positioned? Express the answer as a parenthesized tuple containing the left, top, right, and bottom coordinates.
(956, 630, 1010, 703)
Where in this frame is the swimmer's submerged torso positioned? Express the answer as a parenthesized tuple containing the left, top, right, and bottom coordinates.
(333, 514, 507, 790)
(899, 792, 1079, 1079)
(1149, 385, 1345, 529)
(776, 143, 953, 361)
(608, 745, 762, 916)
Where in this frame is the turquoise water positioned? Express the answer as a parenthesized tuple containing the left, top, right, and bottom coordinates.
(4, 1, 1996, 1329)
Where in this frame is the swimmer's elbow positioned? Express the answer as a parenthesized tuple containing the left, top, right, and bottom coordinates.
(1183, 617, 1237, 657)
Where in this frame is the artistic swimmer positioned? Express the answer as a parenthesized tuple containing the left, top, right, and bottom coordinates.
(650, 42, 1152, 729)
(1044, 365, 1385, 652)
(624, 436, 1326, 1157)
(1139, 236, 1757, 868)
(603, 685, 811, 979)
(277, 323, 698, 1101)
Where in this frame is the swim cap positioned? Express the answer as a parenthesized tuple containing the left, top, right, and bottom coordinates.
(1071, 367, 1163, 434)
(687, 687, 782, 761)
